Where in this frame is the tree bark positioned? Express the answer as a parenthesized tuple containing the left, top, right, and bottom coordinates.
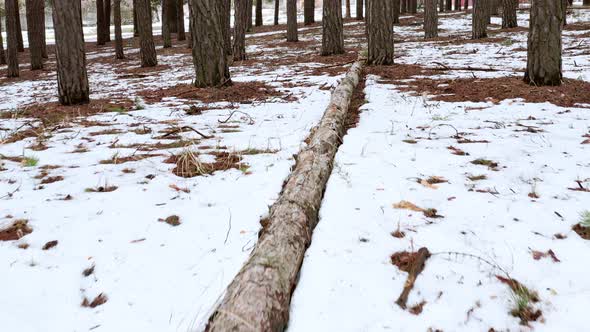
(114, 0, 125, 58)
(454, 0, 460, 10)
(187, 0, 193, 48)
(321, 0, 344, 55)
(97, 0, 106, 45)
(255, 0, 263, 26)
(190, 0, 230, 87)
(304, 0, 315, 25)
(367, 0, 394, 65)
(221, 0, 231, 55)
(401, 0, 407, 13)
(409, 0, 417, 14)
(0, 15, 6, 65)
(52, 0, 90, 105)
(177, 0, 186, 40)
(562, 0, 568, 26)
(133, 0, 139, 36)
(104, 0, 112, 42)
(524, 0, 563, 86)
(472, 0, 487, 39)
(162, 0, 172, 47)
(40, 0, 47, 58)
(25, 0, 44, 70)
(247, 0, 253, 31)
(445, 0, 452, 10)
(345, 0, 351, 18)
(356, 0, 363, 20)
(5, 0, 20, 76)
(286, 0, 298, 42)
(136, 0, 157, 66)
(584, 0, 590, 6)
(274, 0, 279, 25)
(501, 0, 517, 29)
(393, 0, 400, 24)
(424, 0, 438, 39)
(439, 0, 444, 12)
(233, 0, 248, 60)
(464, 0, 469, 10)
(15, 3, 24, 52)
(205, 58, 365, 332)
(167, 0, 178, 32)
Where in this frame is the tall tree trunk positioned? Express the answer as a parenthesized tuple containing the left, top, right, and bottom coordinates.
(454, 0, 460, 10)
(97, 0, 106, 45)
(15, 4, 24, 52)
(114, 0, 125, 58)
(136, 0, 157, 66)
(104, 0, 112, 42)
(524, 0, 563, 86)
(255, 0, 263, 26)
(485, 0, 492, 24)
(0, 15, 6, 65)
(464, 0, 469, 10)
(345, 0, 351, 18)
(52, 0, 90, 105)
(5, 0, 20, 76)
(274, 0, 279, 25)
(401, 0, 407, 13)
(321, 0, 344, 55)
(356, 0, 363, 20)
(445, 0, 452, 11)
(424, 0, 438, 39)
(133, 0, 139, 36)
(409, 0, 417, 14)
(472, 0, 487, 39)
(221, 0, 231, 55)
(367, 0, 394, 65)
(187, 0, 193, 47)
(393, 0, 400, 23)
(177, 0, 186, 40)
(189, 0, 230, 87)
(168, 0, 178, 33)
(162, 0, 172, 47)
(286, 0, 298, 42)
(40, 0, 47, 58)
(25, 0, 44, 70)
(562, 0, 568, 26)
(247, 0, 253, 31)
(304, 0, 315, 25)
(501, 0, 517, 28)
(233, 0, 248, 60)
(584, 0, 590, 5)
(439, 0, 444, 12)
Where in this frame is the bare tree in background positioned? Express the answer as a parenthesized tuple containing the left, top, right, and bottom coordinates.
(286, 0, 298, 42)
(502, 0, 518, 28)
(163, 0, 172, 47)
(52, 0, 90, 105)
(356, 0, 363, 20)
(472, 0, 487, 39)
(274, 0, 279, 25)
(5, 0, 20, 76)
(393, 0, 400, 24)
(321, 0, 344, 55)
(15, 2, 24, 52)
(424, 0, 438, 39)
(25, 0, 44, 69)
(304, 0, 315, 25)
(136, 0, 158, 66)
(221, 0, 231, 55)
(345, 0, 351, 18)
(233, 0, 248, 60)
(0, 15, 6, 65)
(104, 0, 112, 42)
(255, 0, 263, 26)
(367, 0, 394, 65)
(97, 0, 106, 45)
(114, 0, 125, 58)
(177, 0, 186, 40)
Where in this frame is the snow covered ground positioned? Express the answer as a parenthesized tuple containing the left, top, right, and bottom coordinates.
(289, 8, 590, 332)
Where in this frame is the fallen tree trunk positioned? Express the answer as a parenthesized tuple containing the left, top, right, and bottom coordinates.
(205, 59, 365, 332)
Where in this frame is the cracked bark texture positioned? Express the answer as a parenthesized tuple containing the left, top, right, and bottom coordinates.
(321, 0, 344, 56)
(26, 0, 44, 70)
(136, 0, 157, 66)
(233, 0, 248, 61)
(114, 0, 125, 59)
(472, 0, 488, 39)
(287, 0, 298, 41)
(5, 0, 20, 77)
(205, 59, 365, 332)
(304, 0, 315, 25)
(190, 0, 230, 87)
(52, 0, 90, 105)
(502, 0, 518, 28)
(367, 0, 394, 65)
(424, 0, 438, 39)
(524, 0, 563, 86)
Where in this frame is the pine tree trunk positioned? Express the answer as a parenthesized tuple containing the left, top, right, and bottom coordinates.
(584, 0, 590, 6)
(177, 0, 186, 40)
(485, 0, 491, 24)
(189, 0, 230, 87)
(221, 0, 231, 55)
(464, 0, 469, 10)
(40, 1, 47, 58)
(114, 0, 125, 58)
(16, 4, 24, 52)
(345, 0, 351, 18)
(5, 0, 20, 76)
(409, 0, 417, 14)
(356, 0, 364, 20)
(501, 0, 517, 28)
(393, 0, 400, 24)
(304, 0, 315, 25)
(401, 0, 407, 13)
(25, 0, 44, 70)
(162, 0, 172, 47)
(274, 0, 279, 25)
(562, 0, 568, 26)
(136, 0, 157, 66)
(187, 0, 193, 47)
(247, 0, 253, 31)
(321, 0, 344, 55)
(424, 0, 438, 39)
(445, 0, 452, 10)
(97, 0, 106, 45)
(255, 0, 263, 26)
(233, 0, 248, 60)
(472, 0, 487, 39)
(439, 0, 444, 12)
(454, 0, 460, 10)
(168, 0, 178, 33)
(524, 0, 563, 86)
(133, 0, 139, 36)
(286, 0, 298, 42)
(367, 0, 394, 65)
(0, 15, 6, 65)
(52, 0, 90, 105)
(104, 0, 111, 42)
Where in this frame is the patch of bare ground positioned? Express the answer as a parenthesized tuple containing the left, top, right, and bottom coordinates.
(0, 67, 55, 86)
(115, 64, 173, 78)
(0, 219, 33, 241)
(138, 81, 289, 104)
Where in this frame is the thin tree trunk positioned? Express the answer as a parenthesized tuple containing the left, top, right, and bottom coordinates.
(5, 0, 20, 76)
(454, 0, 460, 10)
(0, 15, 6, 65)
(162, 0, 172, 47)
(221, 0, 231, 55)
(168, 0, 178, 32)
(424, 0, 438, 39)
(367, 0, 394, 65)
(409, 0, 417, 14)
(104, 0, 112, 42)
(233, 0, 248, 60)
(304, 0, 315, 25)
(286, 0, 298, 42)
(274, 0, 279, 25)
(15, 4, 24, 52)
(189, 0, 230, 87)
(501, 0, 517, 28)
(114, 0, 125, 58)
(321, 0, 344, 55)
(255, 0, 263, 26)
(439, 0, 444, 12)
(356, 0, 363, 20)
(445, 0, 452, 10)
(52, 0, 90, 105)
(136, 0, 157, 66)
(401, 0, 407, 13)
(40, 0, 47, 58)
(187, 0, 193, 47)
(393, 0, 400, 24)
(177, 0, 186, 40)
(133, 0, 139, 36)
(345, 0, 351, 18)
(247, 0, 253, 31)
(464, 0, 469, 10)
(97, 0, 106, 45)
(472, 0, 487, 39)
(562, 0, 568, 26)
(25, 0, 44, 70)
(524, 0, 563, 86)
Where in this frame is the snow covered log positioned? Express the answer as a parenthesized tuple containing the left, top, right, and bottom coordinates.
(205, 59, 365, 332)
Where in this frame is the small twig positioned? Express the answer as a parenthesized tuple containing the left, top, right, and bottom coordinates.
(0, 185, 21, 200)
(161, 126, 214, 139)
(224, 209, 232, 245)
(428, 124, 461, 139)
(218, 110, 255, 125)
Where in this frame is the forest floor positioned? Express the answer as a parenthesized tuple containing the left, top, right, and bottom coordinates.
(1, 4, 590, 332)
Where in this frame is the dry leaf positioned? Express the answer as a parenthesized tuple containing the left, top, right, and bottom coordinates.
(393, 200, 424, 212)
(420, 179, 439, 189)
